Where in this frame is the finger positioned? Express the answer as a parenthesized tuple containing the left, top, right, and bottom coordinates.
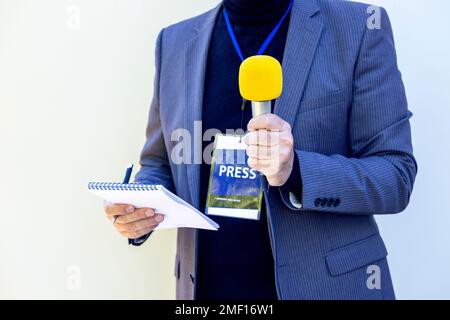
(115, 216, 160, 233)
(120, 226, 156, 240)
(245, 131, 293, 149)
(246, 145, 280, 160)
(278, 131, 294, 150)
(116, 208, 155, 224)
(248, 158, 279, 176)
(247, 158, 273, 171)
(244, 130, 279, 147)
(115, 214, 164, 233)
(247, 114, 290, 132)
(104, 202, 135, 217)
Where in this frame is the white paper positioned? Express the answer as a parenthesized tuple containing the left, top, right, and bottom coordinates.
(88, 184, 219, 231)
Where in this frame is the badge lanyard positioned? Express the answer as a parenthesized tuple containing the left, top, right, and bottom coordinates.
(223, 0, 293, 129)
(223, 0, 293, 62)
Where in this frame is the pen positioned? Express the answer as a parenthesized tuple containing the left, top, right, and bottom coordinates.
(122, 163, 134, 184)
(112, 164, 134, 224)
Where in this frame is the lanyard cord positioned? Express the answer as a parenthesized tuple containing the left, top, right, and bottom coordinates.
(223, 0, 294, 62)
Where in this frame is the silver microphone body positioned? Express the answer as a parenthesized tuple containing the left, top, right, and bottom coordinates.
(251, 101, 272, 117)
(250, 100, 272, 179)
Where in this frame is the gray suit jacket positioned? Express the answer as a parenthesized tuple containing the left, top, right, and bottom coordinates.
(135, 0, 417, 300)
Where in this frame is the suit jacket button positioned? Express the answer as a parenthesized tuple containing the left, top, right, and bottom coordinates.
(334, 198, 341, 207)
(327, 198, 334, 207)
(314, 198, 321, 207)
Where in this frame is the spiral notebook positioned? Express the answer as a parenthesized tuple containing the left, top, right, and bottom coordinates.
(87, 182, 219, 231)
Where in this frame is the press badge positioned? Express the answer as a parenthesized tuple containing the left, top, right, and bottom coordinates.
(206, 134, 263, 220)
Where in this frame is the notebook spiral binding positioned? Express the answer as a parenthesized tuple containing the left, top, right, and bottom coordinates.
(88, 182, 159, 191)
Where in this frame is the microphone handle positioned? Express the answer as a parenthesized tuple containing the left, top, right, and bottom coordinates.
(250, 100, 272, 185)
(251, 101, 272, 117)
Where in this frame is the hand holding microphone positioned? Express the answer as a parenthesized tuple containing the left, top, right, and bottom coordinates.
(240, 55, 295, 187)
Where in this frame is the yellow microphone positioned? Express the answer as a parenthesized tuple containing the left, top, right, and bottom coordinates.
(239, 55, 283, 117)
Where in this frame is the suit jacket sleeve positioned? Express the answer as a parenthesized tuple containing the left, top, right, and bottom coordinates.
(134, 28, 175, 192)
(130, 29, 175, 246)
(280, 8, 417, 215)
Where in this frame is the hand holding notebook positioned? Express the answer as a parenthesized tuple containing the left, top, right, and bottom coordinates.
(88, 182, 219, 231)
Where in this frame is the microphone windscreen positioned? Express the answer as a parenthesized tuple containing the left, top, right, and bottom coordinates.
(239, 55, 283, 101)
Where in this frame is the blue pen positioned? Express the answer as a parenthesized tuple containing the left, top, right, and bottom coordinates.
(112, 164, 134, 224)
(123, 164, 134, 184)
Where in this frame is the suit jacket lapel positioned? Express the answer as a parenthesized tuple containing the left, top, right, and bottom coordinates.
(184, 5, 221, 208)
(274, 0, 323, 126)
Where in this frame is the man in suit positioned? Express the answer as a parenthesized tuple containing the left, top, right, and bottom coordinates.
(104, 0, 417, 300)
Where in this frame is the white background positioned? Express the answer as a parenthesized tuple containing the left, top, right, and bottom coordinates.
(0, 0, 449, 299)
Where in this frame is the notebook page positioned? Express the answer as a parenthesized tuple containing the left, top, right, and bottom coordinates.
(88, 185, 218, 231)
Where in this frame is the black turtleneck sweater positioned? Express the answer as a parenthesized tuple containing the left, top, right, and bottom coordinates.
(196, 0, 291, 300)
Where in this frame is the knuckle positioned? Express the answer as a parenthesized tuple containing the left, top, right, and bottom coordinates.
(280, 148, 289, 159)
(283, 121, 292, 132)
(286, 139, 294, 149)
(262, 129, 270, 139)
(282, 134, 293, 147)
(141, 212, 150, 221)
(280, 154, 289, 165)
